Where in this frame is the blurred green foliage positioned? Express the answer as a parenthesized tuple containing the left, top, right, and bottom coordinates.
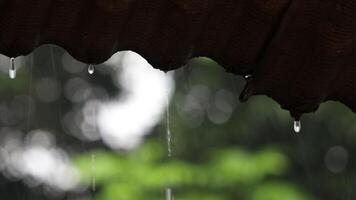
(74, 141, 313, 200)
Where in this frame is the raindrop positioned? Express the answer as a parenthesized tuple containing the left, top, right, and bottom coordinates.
(91, 153, 96, 192)
(294, 120, 301, 133)
(88, 64, 95, 75)
(9, 57, 16, 79)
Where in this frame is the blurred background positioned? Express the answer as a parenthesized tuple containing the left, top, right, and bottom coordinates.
(0, 45, 354, 200)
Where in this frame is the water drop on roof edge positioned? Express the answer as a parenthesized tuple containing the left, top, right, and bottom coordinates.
(294, 120, 301, 133)
(88, 64, 95, 75)
(9, 57, 16, 79)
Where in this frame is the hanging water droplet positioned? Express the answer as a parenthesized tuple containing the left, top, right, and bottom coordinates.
(88, 64, 95, 75)
(244, 74, 253, 80)
(9, 57, 16, 79)
(294, 120, 301, 133)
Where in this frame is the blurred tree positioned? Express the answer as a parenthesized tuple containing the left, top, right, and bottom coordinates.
(75, 141, 314, 200)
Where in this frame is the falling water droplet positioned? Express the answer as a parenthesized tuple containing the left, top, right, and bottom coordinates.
(88, 64, 95, 75)
(9, 57, 16, 79)
(91, 153, 96, 192)
(294, 120, 301, 133)
(166, 188, 173, 200)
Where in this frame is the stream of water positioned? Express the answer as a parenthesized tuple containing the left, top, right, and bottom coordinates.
(91, 153, 96, 192)
(165, 91, 173, 200)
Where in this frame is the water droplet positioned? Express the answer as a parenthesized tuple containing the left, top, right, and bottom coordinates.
(9, 57, 16, 79)
(91, 153, 96, 192)
(294, 120, 301, 133)
(88, 64, 95, 75)
(244, 74, 253, 80)
(166, 188, 173, 200)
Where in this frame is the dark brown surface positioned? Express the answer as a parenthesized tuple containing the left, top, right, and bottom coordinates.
(0, 0, 355, 118)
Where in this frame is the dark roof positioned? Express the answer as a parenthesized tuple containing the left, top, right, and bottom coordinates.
(0, 0, 355, 118)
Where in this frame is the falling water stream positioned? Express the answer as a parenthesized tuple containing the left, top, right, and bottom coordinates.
(166, 99, 172, 158)
(90, 81, 97, 193)
(91, 153, 96, 192)
(165, 91, 173, 200)
(165, 188, 173, 200)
